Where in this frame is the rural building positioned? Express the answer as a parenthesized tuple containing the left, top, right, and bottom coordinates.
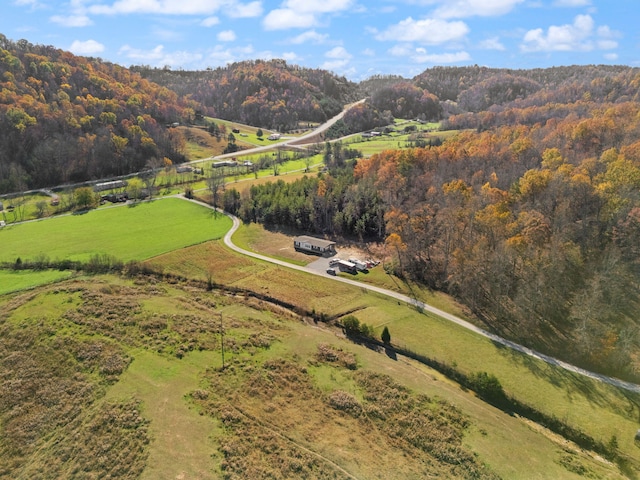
(213, 160, 238, 168)
(293, 235, 336, 257)
(268, 133, 281, 140)
(94, 180, 127, 192)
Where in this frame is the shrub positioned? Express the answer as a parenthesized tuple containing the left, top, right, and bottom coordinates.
(328, 390, 362, 417)
(341, 315, 361, 335)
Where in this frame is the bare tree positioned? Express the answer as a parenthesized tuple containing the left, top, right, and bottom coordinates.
(142, 157, 162, 199)
(207, 167, 225, 211)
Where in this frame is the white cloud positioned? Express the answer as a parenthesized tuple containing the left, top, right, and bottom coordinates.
(119, 44, 203, 67)
(321, 45, 352, 71)
(325, 45, 350, 59)
(69, 39, 105, 55)
(263, 9, 317, 30)
(90, 0, 226, 15)
(227, 1, 263, 18)
(376, 17, 469, 44)
(553, 0, 591, 6)
(478, 37, 506, 51)
(433, 0, 524, 19)
(411, 49, 471, 63)
(520, 14, 619, 53)
(203, 44, 276, 68)
(280, 0, 355, 14)
(51, 14, 93, 27)
(604, 52, 618, 61)
(288, 30, 328, 45)
(217, 30, 236, 42)
(262, 0, 354, 31)
(281, 51, 300, 62)
(362, 48, 375, 56)
(14, 0, 43, 7)
(388, 44, 470, 63)
(201, 16, 220, 27)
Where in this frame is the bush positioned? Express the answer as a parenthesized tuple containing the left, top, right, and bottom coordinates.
(468, 371, 506, 406)
(342, 315, 361, 335)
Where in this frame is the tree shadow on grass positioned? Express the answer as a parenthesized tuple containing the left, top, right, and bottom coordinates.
(491, 339, 640, 416)
(384, 346, 397, 361)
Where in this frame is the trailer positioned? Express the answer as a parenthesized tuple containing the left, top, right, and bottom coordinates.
(336, 259, 357, 274)
(348, 258, 369, 272)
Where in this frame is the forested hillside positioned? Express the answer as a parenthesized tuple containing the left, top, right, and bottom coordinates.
(133, 60, 359, 131)
(235, 65, 640, 381)
(0, 35, 193, 193)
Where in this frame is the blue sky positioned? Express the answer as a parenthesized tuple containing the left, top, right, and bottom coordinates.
(1, 0, 637, 81)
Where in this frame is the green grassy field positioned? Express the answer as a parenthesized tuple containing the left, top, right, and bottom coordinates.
(0, 197, 231, 264)
(0, 269, 74, 294)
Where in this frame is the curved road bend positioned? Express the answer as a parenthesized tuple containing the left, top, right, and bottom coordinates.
(209, 99, 367, 161)
(180, 200, 640, 394)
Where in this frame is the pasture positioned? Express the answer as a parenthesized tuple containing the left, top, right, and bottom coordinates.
(3, 274, 627, 479)
(0, 269, 73, 295)
(0, 197, 231, 264)
(151, 235, 640, 472)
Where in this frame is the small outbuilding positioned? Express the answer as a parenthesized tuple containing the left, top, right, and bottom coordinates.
(293, 235, 336, 257)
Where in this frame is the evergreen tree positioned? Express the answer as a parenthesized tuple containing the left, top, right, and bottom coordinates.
(381, 326, 391, 344)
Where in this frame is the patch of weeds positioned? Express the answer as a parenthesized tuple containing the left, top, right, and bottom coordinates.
(314, 343, 358, 370)
(353, 371, 500, 480)
(557, 452, 598, 478)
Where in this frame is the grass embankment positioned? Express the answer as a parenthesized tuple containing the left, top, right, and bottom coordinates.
(1, 276, 627, 479)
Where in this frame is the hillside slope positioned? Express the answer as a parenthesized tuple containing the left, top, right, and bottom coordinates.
(0, 274, 629, 479)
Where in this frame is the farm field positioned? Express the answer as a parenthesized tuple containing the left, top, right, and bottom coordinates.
(0, 197, 231, 264)
(0, 274, 630, 480)
(344, 129, 459, 156)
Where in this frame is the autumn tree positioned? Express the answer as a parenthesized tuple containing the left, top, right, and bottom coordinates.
(74, 187, 97, 210)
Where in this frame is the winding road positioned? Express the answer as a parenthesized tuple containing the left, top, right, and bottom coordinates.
(210, 99, 367, 161)
(200, 203, 640, 395)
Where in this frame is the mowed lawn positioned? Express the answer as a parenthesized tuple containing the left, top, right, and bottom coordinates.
(0, 198, 231, 264)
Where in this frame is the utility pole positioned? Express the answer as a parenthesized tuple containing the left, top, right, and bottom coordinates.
(220, 312, 225, 370)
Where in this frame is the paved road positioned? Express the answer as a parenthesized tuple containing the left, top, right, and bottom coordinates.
(198, 203, 640, 394)
(210, 99, 367, 160)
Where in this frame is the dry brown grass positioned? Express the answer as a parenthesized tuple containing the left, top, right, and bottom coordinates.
(195, 355, 500, 480)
